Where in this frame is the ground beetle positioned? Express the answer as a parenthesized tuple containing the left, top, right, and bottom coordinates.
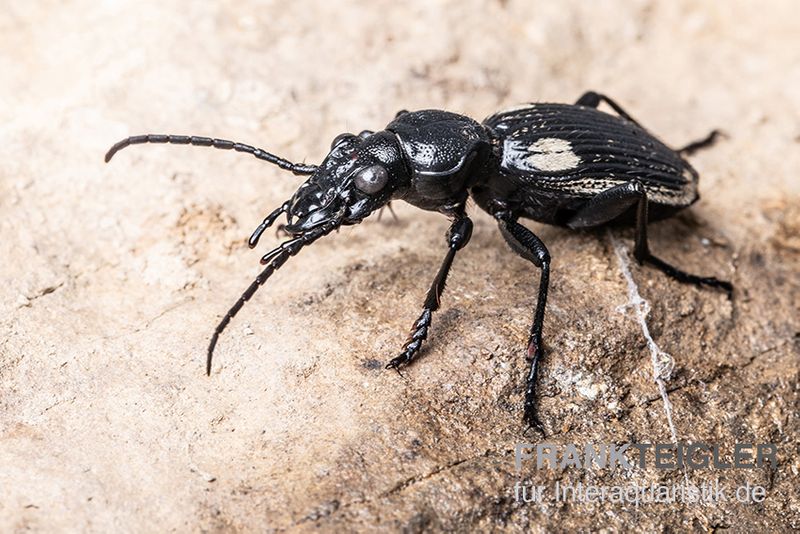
(106, 91, 733, 429)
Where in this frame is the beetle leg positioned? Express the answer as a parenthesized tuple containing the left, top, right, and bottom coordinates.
(567, 181, 733, 296)
(566, 181, 643, 229)
(575, 91, 643, 127)
(495, 214, 550, 432)
(677, 129, 723, 156)
(376, 201, 400, 223)
(385, 213, 473, 370)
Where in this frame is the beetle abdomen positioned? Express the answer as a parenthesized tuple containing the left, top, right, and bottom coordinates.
(483, 103, 698, 207)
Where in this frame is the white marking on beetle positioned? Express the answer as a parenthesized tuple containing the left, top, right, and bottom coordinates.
(525, 137, 581, 172)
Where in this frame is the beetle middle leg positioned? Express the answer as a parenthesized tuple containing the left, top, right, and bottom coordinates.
(567, 181, 733, 296)
(385, 211, 473, 370)
(495, 214, 550, 431)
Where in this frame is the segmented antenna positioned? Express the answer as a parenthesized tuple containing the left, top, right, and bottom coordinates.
(206, 221, 338, 375)
(104, 134, 318, 175)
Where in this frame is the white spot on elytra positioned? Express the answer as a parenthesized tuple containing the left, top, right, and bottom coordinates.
(525, 137, 581, 172)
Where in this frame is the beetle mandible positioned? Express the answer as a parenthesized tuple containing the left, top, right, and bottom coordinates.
(106, 91, 733, 429)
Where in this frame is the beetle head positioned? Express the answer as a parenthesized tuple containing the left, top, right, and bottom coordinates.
(283, 131, 408, 235)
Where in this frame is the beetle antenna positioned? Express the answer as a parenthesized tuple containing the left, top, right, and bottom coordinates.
(105, 134, 318, 175)
(206, 221, 338, 374)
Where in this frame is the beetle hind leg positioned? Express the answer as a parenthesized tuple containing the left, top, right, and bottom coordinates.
(629, 187, 733, 297)
(640, 254, 733, 297)
(567, 181, 733, 297)
(678, 129, 723, 156)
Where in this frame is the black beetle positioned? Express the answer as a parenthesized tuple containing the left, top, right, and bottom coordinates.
(106, 91, 732, 429)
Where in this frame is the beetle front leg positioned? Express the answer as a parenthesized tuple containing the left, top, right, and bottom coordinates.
(496, 215, 550, 432)
(386, 214, 473, 370)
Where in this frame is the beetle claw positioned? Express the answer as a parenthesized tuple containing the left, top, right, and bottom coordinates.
(385, 358, 406, 377)
(523, 410, 546, 437)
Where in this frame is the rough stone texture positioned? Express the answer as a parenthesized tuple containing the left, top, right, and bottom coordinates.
(1, 1, 798, 532)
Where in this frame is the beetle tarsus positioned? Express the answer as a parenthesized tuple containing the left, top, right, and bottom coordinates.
(387, 310, 431, 369)
(678, 129, 725, 156)
(643, 255, 734, 298)
(524, 410, 546, 437)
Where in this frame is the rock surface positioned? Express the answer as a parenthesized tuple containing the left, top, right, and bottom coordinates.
(1, 1, 798, 531)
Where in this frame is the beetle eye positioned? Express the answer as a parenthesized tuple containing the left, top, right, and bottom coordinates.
(331, 133, 354, 150)
(353, 165, 389, 194)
